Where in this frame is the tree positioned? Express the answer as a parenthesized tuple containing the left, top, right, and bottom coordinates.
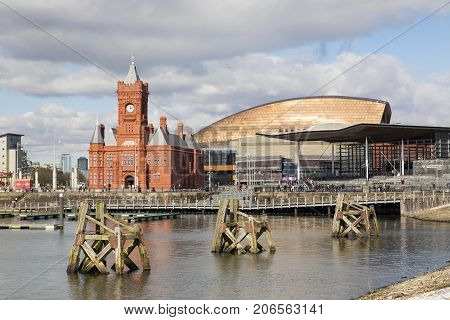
(36, 167, 70, 188)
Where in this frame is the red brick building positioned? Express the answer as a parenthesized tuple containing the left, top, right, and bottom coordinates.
(89, 57, 204, 191)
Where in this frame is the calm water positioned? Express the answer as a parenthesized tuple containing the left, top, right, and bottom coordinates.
(0, 214, 449, 300)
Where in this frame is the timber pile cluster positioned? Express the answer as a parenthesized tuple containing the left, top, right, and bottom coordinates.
(211, 199, 276, 254)
(331, 194, 379, 237)
(360, 265, 450, 300)
(67, 201, 150, 274)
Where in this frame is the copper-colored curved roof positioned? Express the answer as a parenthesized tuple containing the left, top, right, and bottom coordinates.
(194, 96, 391, 144)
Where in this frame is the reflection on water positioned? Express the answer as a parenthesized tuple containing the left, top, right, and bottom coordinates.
(0, 214, 449, 299)
(67, 271, 151, 300)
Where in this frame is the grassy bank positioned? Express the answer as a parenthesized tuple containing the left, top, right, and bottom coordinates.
(402, 204, 450, 222)
(359, 265, 450, 300)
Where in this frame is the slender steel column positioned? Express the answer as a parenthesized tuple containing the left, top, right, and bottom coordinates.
(401, 139, 405, 176)
(296, 141, 300, 181)
(331, 143, 335, 177)
(365, 137, 369, 182)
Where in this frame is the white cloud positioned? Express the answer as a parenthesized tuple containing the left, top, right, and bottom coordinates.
(149, 51, 450, 130)
(0, 57, 114, 96)
(0, 1, 449, 163)
(0, 0, 447, 69)
(0, 103, 115, 162)
(1, 51, 449, 164)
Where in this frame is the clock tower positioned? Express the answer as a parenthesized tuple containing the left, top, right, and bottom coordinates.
(89, 55, 204, 192)
(116, 55, 149, 146)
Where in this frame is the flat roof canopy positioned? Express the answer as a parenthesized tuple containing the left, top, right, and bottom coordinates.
(257, 123, 450, 143)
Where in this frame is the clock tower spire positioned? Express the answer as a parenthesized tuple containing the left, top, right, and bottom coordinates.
(124, 53, 140, 84)
(116, 54, 149, 145)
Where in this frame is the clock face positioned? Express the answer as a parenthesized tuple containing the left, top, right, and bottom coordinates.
(126, 104, 135, 113)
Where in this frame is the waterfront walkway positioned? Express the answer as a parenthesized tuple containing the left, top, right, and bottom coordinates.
(1, 191, 449, 215)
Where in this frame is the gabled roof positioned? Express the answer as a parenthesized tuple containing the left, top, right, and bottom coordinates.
(90, 123, 104, 144)
(168, 133, 188, 148)
(148, 128, 169, 146)
(148, 127, 201, 149)
(185, 131, 199, 149)
(104, 127, 117, 146)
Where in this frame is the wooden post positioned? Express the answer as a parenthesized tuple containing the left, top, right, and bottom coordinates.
(58, 193, 64, 228)
(96, 202, 105, 234)
(211, 199, 228, 253)
(114, 226, 124, 274)
(135, 224, 151, 270)
(249, 219, 258, 254)
(67, 202, 89, 272)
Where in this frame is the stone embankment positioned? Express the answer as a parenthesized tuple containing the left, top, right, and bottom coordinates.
(360, 265, 450, 300)
(402, 203, 450, 222)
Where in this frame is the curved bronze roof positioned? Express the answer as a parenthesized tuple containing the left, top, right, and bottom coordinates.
(194, 96, 391, 144)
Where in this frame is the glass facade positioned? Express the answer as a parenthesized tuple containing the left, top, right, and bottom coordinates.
(203, 148, 236, 188)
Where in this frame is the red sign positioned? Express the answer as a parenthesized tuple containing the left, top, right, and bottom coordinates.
(16, 179, 31, 191)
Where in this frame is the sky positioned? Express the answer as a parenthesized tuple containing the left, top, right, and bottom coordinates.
(0, 0, 449, 164)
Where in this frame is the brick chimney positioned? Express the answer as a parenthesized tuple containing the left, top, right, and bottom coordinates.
(178, 121, 184, 138)
(160, 116, 168, 133)
(100, 124, 105, 140)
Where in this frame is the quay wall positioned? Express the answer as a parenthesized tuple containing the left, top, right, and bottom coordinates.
(400, 192, 450, 222)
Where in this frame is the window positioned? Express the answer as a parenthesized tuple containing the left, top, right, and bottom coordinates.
(146, 154, 152, 166)
(153, 153, 160, 166)
(93, 173, 97, 185)
(153, 172, 160, 179)
(99, 173, 103, 184)
(122, 153, 134, 166)
(106, 154, 114, 167)
(163, 153, 168, 166)
(106, 171, 113, 185)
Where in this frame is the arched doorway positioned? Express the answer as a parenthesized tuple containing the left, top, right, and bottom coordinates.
(125, 176, 135, 189)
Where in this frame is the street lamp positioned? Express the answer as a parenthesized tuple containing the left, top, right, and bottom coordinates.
(53, 139, 62, 191)
(134, 139, 139, 191)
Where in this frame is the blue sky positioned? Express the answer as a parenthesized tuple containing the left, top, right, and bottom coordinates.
(0, 1, 449, 163)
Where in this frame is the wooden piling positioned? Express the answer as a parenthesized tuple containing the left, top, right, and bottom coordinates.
(211, 199, 276, 254)
(332, 194, 379, 238)
(67, 201, 150, 274)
